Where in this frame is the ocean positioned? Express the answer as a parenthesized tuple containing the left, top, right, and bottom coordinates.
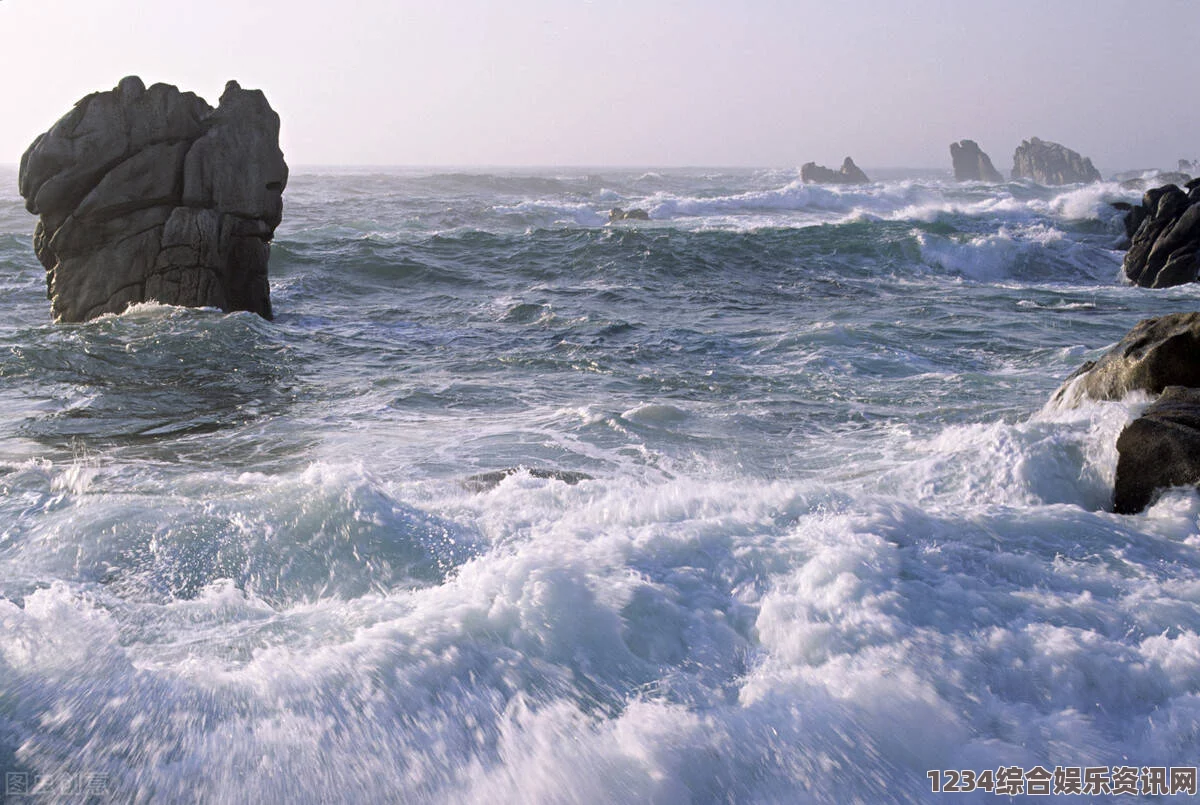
(2, 165, 1200, 803)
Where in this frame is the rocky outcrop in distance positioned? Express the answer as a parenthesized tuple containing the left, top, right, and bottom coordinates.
(801, 158, 869, 185)
(1010, 137, 1101, 185)
(1118, 181, 1200, 288)
(949, 140, 1003, 182)
(1052, 312, 1200, 513)
(19, 76, 288, 322)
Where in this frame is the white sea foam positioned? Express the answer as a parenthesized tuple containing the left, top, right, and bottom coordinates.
(493, 199, 607, 227)
(6, 428, 1200, 801)
(5, 167, 1200, 802)
(477, 169, 1145, 239)
(916, 224, 1122, 282)
(549, 174, 1143, 238)
(1044, 181, 1136, 221)
(620, 403, 691, 425)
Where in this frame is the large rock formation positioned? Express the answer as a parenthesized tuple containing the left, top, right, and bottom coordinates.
(1052, 312, 1200, 405)
(949, 140, 1003, 183)
(1052, 313, 1200, 512)
(1118, 182, 1200, 288)
(1010, 137, 1101, 185)
(801, 157, 869, 185)
(18, 76, 287, 322)
(1114, 386, 1200, 513)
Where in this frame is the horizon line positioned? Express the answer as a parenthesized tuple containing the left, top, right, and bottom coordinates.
(0, 162, 1180, 176)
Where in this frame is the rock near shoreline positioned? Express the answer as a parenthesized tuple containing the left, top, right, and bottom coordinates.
(1119, 181, 1200, 288)
(1053, 312, 1200, 513)
(1114, 386, 1200, 514)
(19, 76, 288, 322)
(1052, 312, 1200, 405)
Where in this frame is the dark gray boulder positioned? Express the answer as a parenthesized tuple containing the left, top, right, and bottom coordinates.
(19, 76, 287, 322)
(1051, 314, 1200, 512)
(1052, 312, 1200, 405)
(949, 140, 1003, 183)
(1114, 386, 1200, 513)
(801, 157, 869, 184)
(1010, 137, 1101, 185)
(1119, 183, 1200, 288)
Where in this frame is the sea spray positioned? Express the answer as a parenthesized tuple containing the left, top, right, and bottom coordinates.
(3, 166, 1200, 802)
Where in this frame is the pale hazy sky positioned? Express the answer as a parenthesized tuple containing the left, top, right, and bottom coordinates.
(1, 0, 1196, 171)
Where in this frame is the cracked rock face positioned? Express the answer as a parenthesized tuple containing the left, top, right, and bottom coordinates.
(18, 76, 287, 322)
(949, 140, 1003, 183)
(1010, 136, 1101, 185)
(1120, 182, 1200, 288)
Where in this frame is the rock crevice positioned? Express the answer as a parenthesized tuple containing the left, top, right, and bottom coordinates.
(1118, 182, 1200, 288)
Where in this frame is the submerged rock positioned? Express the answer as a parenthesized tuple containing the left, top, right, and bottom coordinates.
(1118, 171, 1191, 191)
(1052, 312, 1200, 405)
(609, 207, 650, 222)
(801, 157, 869, 185)
(949, 140, 1003, 183)
(1010, 137, 1101, 185)
(1119, 183, 1200, 288)
(462, 467, 593, 493)
(1114, 386, 1200, 513)
(19, 76, 288, 322)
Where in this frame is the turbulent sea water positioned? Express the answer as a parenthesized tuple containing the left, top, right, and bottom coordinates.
(3, 165, 1200, 803)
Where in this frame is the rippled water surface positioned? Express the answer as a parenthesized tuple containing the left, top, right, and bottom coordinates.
(3, 166, 1200, 802)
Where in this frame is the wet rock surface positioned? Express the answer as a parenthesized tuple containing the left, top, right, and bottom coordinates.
(1114, 386, 1200, 514)
(1119, 183, 1200, 288)
(1052, 313, 1200, 405)
(19, 76, 288, 322)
